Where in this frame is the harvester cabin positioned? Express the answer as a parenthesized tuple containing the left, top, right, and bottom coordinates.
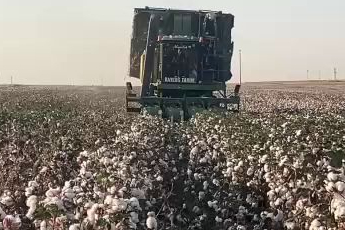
(129, 7, 234, 85)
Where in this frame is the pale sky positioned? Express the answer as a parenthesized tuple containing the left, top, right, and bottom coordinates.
(0, 0, 344, 85)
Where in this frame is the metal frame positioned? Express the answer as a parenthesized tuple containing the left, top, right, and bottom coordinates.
(126, 90, 240, 119)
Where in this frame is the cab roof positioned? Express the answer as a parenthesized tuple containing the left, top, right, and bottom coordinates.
(134, 6, 234, 17)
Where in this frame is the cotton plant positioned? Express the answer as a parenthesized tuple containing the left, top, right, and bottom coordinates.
(0, 84, 345, 230)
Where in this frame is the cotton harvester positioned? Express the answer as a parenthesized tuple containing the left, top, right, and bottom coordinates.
(126, 7, 240, 120)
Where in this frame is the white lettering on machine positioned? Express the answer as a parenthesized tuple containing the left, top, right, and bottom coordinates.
(164, 77, 196, 83)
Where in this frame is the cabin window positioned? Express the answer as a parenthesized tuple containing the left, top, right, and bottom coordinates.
(174, 14, 192, 35)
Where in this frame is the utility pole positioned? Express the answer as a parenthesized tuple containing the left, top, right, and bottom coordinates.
(334, 67, 337, 81)
(11, 76, 13, 85)
(307, 70, 309, 80)
(239, 49, 242, 85)
(319, 70, 321, 80)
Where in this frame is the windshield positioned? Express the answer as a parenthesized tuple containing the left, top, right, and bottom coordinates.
(162, 42, 198, 83)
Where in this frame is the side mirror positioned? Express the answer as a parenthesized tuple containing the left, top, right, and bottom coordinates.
(234, 84, 241, 95)
(126, 82, 134, 96)
(126, 82, 133, 91)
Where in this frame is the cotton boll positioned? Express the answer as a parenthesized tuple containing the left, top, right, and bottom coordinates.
(129, 197, 140, 210)
(146, 212, 157, 229)
(80, 180, 87, 188)
(86, 208, 96, 224)
(215, 216, 222, 223)
(187, 168, 192, 177)
(25, 187, 34, 197)
(325, 182, 335, 192)
(84, 202, 93, 209)
(28, 181, 39, 188)
(269, 201, 275, 208)
(199, 157, 207, 164)
(199, 191, 205, 200)
(45, 188, 60, 197)
(260, 211, 267, 220)
(112, 198, 127, 212)
(73, 186, 82, 193)
(44, 197, 65, 211)
(69, 224, 80, 230)
(287, 180, 294, 189)
(309, 219, 321, 230)
(281, 122, 288, 128)
(247, 167, 254, 176)
(238, 206, 246, 214)
(39, 166, 48, 174)
(131, 188, 145, 199)
(76, 197, 83, 205)
(327, 172, 338, 181)
(63, 181, 71, 190)
(296, 130, 302, 137)
(247, 155, 255, 162)
(1, 196, 14, 207)
(316, 160, 323, 167)
(260, 154, 268, 163)
(190, 146, 199, 156)
(26, 195, 37, 208)
(234, 165, 243, 173)
(336, 181, 345, 192)
(285, 221, 296, 230)
(274, 209, 284, 222)
(267, 190, 276, 201)
(293, 160, 302, 169)
(203, 181, 209, 190)
(130, 211, 139, 224)
(334, 206, 345, 221)
(64, 191, 75, 199)
(237, 225, 246, 230)
(226, 161, 234, 167)
(279, 156, 289, 167)
(212, 179, 220, 186)
(110, 186, 116, 195)
(194, 173, 200, 181)
(40, 220, 47, 230)
(192, 206, 201, 214)
(264, 174, 272, 183)
(116, 130, 121, 136)
(296, 199, 306, 210)
(274, 198, 283, 207)
(104, 195, 113, 206)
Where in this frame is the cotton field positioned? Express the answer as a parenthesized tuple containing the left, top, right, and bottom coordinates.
(0, 82, 344, 230)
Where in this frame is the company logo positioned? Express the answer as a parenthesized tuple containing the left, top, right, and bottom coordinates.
(164, 77, 196, 83)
